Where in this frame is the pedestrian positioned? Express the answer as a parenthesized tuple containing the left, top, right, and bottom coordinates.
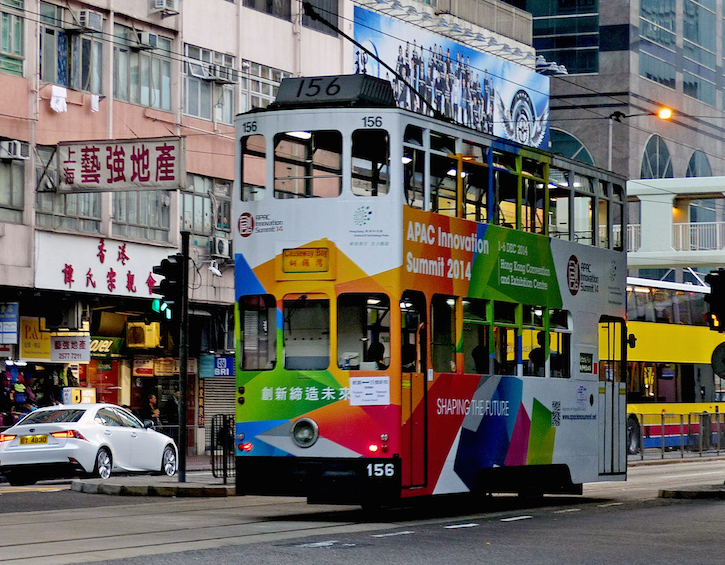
(139, 393, 160, 426)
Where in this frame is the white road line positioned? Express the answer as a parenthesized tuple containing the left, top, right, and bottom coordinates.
(597, 502, 624, 507)
(371, 531, 415, 538)
(553, 508, 581, 514)
(444, 523, 479, 529)
(500, 515, 533, 522)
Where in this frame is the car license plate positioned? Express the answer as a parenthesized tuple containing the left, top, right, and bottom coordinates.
(20, 435, 48, 445)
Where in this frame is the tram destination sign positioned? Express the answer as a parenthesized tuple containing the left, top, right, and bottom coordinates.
(55, 136, 186, 193)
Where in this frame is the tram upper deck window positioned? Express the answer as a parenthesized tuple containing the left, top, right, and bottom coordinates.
(337, 293, 390, 370)
(241, 135, 266, 201)
(598, 184, 610, 249)
(431, 131, 455, 154)
(549, 168, 570, 240)
(494, 168, 517, 228)
(404, 125, 423, 146)
(431, 154, 458, 217)
(463, 142, 489, 223)
(573, 174, 594, 245)
(240, 295, 277, 370)
(612, 184, 624, 251)
(352, 129, 389, 197)
(283, 294, 330, 370)
(274, 131, 342, 199)
(404, 147, 424, 209)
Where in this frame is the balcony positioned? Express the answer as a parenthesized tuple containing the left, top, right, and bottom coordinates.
(673, 222, 725, 251)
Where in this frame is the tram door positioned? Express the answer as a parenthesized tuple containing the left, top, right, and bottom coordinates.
(401, 292, 427, 488)
(598, 316, 627, 475)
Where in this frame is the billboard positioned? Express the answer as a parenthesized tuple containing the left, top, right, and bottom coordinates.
(353, 7, 549, 149)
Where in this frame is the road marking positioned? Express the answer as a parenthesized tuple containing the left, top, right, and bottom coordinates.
(597, 502, 623, 507)
(553, 508, 581, 514)
(371, 531, 415, 538)
(296, 540, 356, 548)
(0, 486, 70, 494)
(501, 515, 533, 522)
(445, 523, 478, 529)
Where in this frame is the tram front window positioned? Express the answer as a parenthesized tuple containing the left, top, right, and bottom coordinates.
(283, 294, 330, 370)
(240, 294, 277, 370)
(352, 129, 389, 197)
(274, 130, 342, 199)
(337, 293, 390, 370)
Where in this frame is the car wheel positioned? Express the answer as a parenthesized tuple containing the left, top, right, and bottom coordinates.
(94, 448, 112, 479)
(7, 472, 37, 486)
(160, 444, 177, 476)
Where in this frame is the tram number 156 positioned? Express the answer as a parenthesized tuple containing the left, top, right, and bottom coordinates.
(367, 462, 395, 477)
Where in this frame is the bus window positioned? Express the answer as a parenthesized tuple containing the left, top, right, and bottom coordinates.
(240, 295, 277, 370)
(432, 295, 456, 372)
(337, 293, 390, 370)
(352, 129, 389, 197)
(283, 294, 330, 370)
(430, 154, 458, 217)
(463, 298, 489, 374)
(241, 135, 266, 201)
(404, 147, 424, 209)
(401, 291, 426, 372)
(274, 131, 342, 199)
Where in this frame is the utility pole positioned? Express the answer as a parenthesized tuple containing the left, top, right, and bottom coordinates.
(178, 231, 190, 482)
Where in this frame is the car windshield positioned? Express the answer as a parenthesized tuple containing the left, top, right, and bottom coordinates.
(18, 409, 86, 424)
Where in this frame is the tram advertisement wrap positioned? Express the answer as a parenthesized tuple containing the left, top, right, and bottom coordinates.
(403, 208, 563, 308)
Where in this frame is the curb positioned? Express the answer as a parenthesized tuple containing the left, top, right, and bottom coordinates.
(659, 485, 725, 500)
(71, 480, 235, 497)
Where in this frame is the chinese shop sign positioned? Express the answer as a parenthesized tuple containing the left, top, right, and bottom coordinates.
(56, 137, 185, 192)
(51, 335, 91, 363)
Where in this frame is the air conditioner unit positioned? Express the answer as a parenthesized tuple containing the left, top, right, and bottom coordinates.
(208, 64, 238, 84)
(211, 236, 232, 260)
(135, 31, 159, 50)
(126, 322, 161, 349)
(0, 140, 30, 160)
(45, 300, 84, 331)
(150, 0, 179, 16)
(65, 9, 104, 33)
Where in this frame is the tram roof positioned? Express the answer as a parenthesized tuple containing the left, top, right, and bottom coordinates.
(268, 74, 396, 110)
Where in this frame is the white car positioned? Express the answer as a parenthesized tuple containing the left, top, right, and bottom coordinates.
(0, 403, 177, 486)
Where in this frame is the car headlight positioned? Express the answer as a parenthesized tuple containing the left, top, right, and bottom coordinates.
(291, 418, 319, 448)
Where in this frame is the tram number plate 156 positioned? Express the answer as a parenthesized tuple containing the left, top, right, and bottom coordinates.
(366, 462, 396, 478)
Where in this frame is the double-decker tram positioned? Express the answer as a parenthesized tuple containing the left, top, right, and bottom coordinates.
(233, 74, 628, 505)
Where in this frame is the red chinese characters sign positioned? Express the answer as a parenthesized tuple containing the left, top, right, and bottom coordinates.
(56, 137, 185, 192)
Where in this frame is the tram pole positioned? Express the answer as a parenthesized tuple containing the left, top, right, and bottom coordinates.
(178, 230, 190, 482)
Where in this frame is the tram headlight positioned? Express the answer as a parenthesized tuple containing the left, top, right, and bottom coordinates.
(291, 418, 319, 448)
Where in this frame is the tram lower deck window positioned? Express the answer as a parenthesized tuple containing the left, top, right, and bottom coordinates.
(337, 293, 390, 370)
(240, 294, 277, 370)
(283, 295, 330, 370)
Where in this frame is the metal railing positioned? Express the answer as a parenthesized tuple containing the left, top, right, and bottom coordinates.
(673, 221, 725, 251)
(627, 411, 725, 459)
(210, 414, 236, 483)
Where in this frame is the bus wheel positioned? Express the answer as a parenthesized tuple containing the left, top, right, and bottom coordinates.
(627, 415, 641, 455)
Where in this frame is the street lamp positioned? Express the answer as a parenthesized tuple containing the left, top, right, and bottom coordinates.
(607, 107, 673, 171)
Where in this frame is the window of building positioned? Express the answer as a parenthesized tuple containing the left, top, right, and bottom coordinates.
(182, 174, 232, 237)
(302, 0, 338, 36)
(431, 295, 456, 373)
(550, 129, 594, 165)
(243, 0, 291, 20)
(241, 134, 266, 201)
(239, 294, 277, 370)
(283, 294, 329, 370)
(113, 24, 173, 111)
(274, 131, 342, 199)
(112, 189, 170, 241)
(36, 147, 100, 232)
(641, 134, 673, 179)
(351, 129, 389, 197)
(337, 293, 390, 370)
(0, 157, 23, 222)
(686, 149, 712, 177)
(1, 0, 23, 76)
(184, 44, 236, 123)
(240, 60, 290, 111)
(39, 2, 102, 93)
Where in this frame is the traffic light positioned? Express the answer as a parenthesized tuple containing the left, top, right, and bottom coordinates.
(152, 254, 183, 319)
(705, 269, 725, 331)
